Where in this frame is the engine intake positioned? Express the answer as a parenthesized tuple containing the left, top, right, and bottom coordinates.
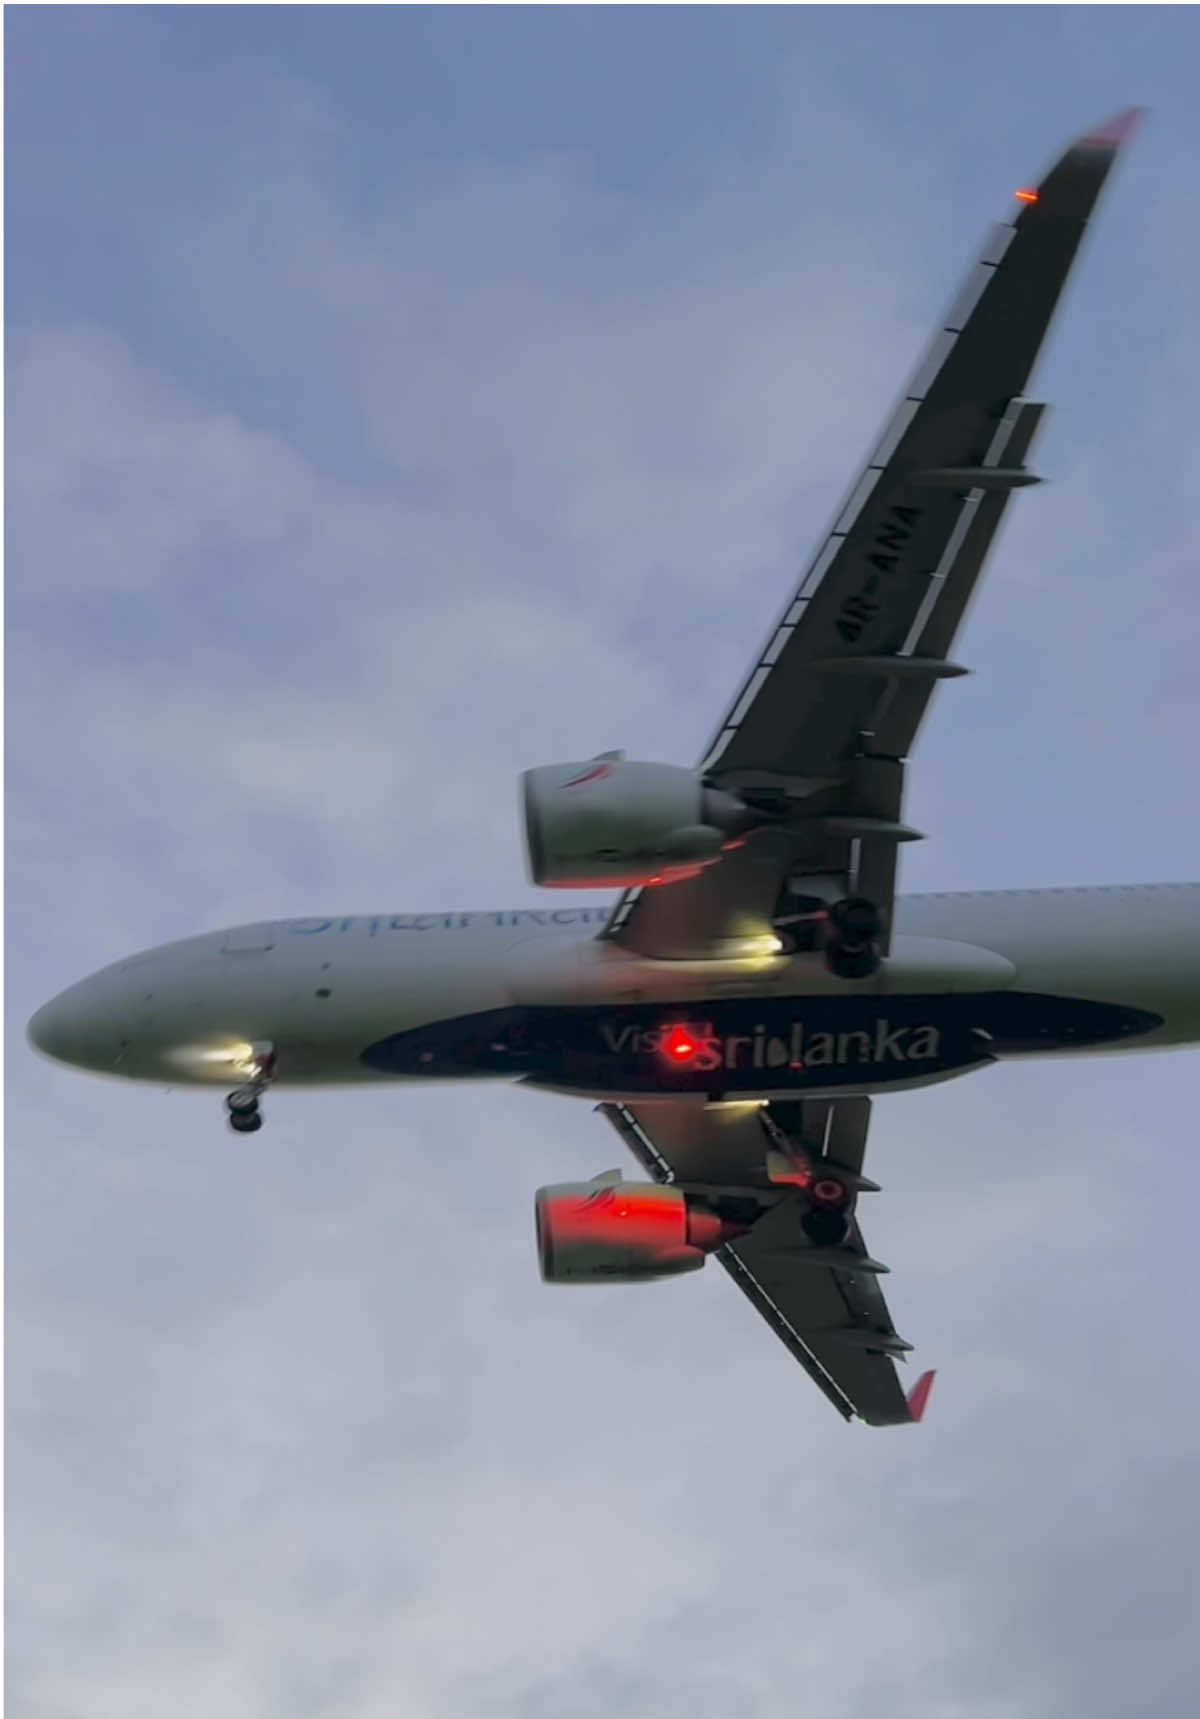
(522, 758, 757, 888)
(535, 1180, 744, 1283)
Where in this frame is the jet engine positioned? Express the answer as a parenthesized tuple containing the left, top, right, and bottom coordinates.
(522, 758, 758, 888)
(535, 1179, 746, 1283)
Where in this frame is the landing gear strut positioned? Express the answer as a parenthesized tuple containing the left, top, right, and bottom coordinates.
(225, 1042, 275, 1134)
(824, 896, 883, 980)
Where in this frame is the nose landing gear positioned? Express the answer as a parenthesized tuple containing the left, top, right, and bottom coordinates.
(225, 1042, 275, 1134)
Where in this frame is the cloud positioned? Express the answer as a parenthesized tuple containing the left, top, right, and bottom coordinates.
(7, 328, 318, 595)
(6, 107, 931, 950)
(11, 1063, 1200, 1719)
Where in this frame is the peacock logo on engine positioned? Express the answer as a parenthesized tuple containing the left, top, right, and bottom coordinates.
(560, 761, 619, 789)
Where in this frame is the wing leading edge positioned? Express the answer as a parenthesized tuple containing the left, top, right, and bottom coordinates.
(605, 108, 1142, 962)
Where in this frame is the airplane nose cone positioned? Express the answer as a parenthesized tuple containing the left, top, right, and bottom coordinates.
(27, 984, 123, 1072)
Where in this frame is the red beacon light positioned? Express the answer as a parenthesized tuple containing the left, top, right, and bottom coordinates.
(1014, 187, 1039, 204)
(662, 1025, 700, 1062)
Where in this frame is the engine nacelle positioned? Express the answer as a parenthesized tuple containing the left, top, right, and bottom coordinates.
(535, 1180, 743, 1283)
(522, 758, 756, 888)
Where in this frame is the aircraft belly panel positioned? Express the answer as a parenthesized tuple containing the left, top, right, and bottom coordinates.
(360, 990, 1163, 1093)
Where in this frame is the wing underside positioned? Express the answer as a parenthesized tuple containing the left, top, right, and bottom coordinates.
(600, 1095, 929, 1426)
(605, 109, 1140, 963)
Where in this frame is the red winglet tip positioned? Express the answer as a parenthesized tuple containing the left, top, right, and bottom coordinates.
(1079, 106, 1145, 150)
(906, 1369, 936, 1423)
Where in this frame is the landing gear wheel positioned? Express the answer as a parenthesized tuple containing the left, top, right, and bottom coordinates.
(824, 895, 882, 980)
(224, 1043, 275, 1135)
(801, 1206, 852, 1248)
(828, 896, 883, 943)
(826, 944, 879, 980)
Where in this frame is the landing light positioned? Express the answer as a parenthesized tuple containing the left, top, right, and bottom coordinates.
(732, 933, 785, 961)
(168, 1040, 259, 1073)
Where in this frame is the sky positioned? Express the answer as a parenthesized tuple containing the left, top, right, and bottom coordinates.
(7, 7, 1200, 1717)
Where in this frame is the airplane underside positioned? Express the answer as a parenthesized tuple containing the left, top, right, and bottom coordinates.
(361, 990, 1165, 1097)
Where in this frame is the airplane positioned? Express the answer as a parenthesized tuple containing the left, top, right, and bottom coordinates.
(28, 107, 1200, 1426)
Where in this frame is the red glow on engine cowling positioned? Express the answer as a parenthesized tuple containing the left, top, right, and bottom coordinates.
(535, 1182, 746, 1282)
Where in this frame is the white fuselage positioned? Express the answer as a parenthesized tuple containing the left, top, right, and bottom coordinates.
(27, 884, 1200, 1096)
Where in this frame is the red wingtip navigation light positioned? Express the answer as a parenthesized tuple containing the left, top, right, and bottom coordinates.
(1014, 187, 1039, 204)
(663, 1025, 699, 1062)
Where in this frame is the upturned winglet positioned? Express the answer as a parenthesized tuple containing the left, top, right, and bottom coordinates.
(906, 1369, 937, 1423)
(1077, 106, 1145, 150)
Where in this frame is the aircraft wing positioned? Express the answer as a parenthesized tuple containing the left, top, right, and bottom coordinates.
(600, 1094, 933, 1425)
(605, 109, 1140, 961)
